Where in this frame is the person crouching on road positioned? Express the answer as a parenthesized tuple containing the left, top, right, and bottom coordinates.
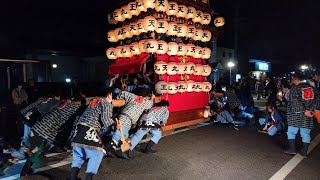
(70, 88, 114, 180)
(129, 100, 169, 154)
(258, 102, 285, 136)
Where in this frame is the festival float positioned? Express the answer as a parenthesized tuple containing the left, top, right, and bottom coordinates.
(106, 0, 224, 134)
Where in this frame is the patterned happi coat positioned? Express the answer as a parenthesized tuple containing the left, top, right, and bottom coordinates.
(139, 106, 169, 130)
(287, 82, 320, 129)
(117, 91, 154, 129)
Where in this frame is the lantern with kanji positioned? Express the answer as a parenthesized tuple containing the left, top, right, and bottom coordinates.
(202, 30, 212, 42)
(115, 46, 123, 58)
(128, 2, 140, 16)
(193, 10, 203, 23)
(144, 39, 158, 53)
(115, 28, 124, 41)
(177, 24, 187, 37)
(155, 81, 168, 94)
(138, 40, 147, 52)
(143, 16, 157, 32)
(154, 61, 168, 75)
(167, 23, 179, 36)
(155, 0, 168, 12)
(137, 19, 147, 34)
(186, 25, 195, 38)
(166, 1, 178, 15)
(186, 43, 196, 56)
(114, 9, 124, 22)
(214, 17, 225, 27)
(202, 47, 211, 59)
(177, 81, 187, 93)
(194, 29, 203, 41)
(194, 64, 204, 76)
(129, 22, 139, 36)
(123, 25, 132, 39)
(167, 42, 178, 56)
(120, 46, 128, 58)
(107, 13, 117, 25)
(186, 80, 195, 92)
(156, 20, 168, 34)
(202, 13, 211, 25)
(167, 82, 178, 94)
(143, 0, 156, 9)
(176, 4, 187, 18)
(185, 62, 195, 74)
(156, 40, 168, 54)
(167, 62, 178, 76)
(130, 42, 140, 55)
(121, 6, 132, 19)
(194, 82, 203, 93)
(202, 82, 212, 92)
(107, 30, 117, 42)
(176, 62, 187, 75)
(136, 0, 147, 12)
(193, 46, 203, 59)
(186, 6, 196, 19)
(123, 45, 132, 58)
(106, 48, 117, 60)
(202, 65, 212, 76)
(177, 43, 187, 56)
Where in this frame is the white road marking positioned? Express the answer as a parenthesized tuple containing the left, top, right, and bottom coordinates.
(1, 123, 211, 179)
(269, 133, 320, 180)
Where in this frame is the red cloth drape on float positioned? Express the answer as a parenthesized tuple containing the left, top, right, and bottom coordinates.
(156, 54, 209, 112)
(108, 53, 150, 74)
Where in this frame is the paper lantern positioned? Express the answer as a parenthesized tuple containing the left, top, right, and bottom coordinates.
(144, 39, 158, 53)
(156, 20, 168, 34)
(137, 20, 147, 34)
(185, 62, 195, 74)
(115, 28, 124, 40)
(193, 46, 203, 59)
(115, 46, 123, 58)
(128, 2, 140, 16)
(136, 0, 147, 12)
(155, 81, 168, 94)
(186, 43, 196, 56)
(202, 47, 211, 59)
(107, 13, 117, 25)
(154, 61, 168, 75)
(204, 105, 211, 118)
(123, 25, 132, 39)
(130, 42, 140, 55)
(177, 43, 187, 56)
(120, 6, 132, 19)
(193, 10, 203, 23)
(177, 24, 187, 37)
(123, 45, 132, 58)
(194, 82, 203, 93)
(177, 81, 187, 93)
(186, 80, 195, 92)
(142, 16, 157, 32)
(186, 25, 195, 38)
(202, 30, 212, 42)
(166, 2, 178, 16)
(138, 40, 147, 52)
(176, 62, 187, 75)
(129, 22, 139, 36)
(167, 82, 178, 94)
(106, 48, 117, 60)
(156, 40, 168, 54)
(186, 6, 196, 19)
(202, 13, 211, 25)
(202, 65, 212, 76)
(167, 42, 178, 56)
(107, 30, 116, 42)
(167, 22, 179, 36)
(214, 17, 225, 27)
(194, 64, 204, 76)
(194, 29, 203, 41)
(177, 4, 187, 18)
(143, 0, 156, 9)
(202, 82, 212, 92)
(167, 62, 178, 76)
(155, 0, 168, 12)
(114, 9, 124, 22)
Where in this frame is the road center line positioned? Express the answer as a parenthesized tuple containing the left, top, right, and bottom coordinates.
(269, 133, 320, 180)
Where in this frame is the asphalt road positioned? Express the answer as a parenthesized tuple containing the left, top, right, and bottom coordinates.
(1, 98, 320, 180)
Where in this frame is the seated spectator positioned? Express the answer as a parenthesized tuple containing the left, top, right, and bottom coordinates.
(258, 102, 285, 136)
(210, 100, 239, 130)
(12, 82, 28, 106)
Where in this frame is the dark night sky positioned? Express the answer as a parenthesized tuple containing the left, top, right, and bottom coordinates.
(0, 0, 319, 66)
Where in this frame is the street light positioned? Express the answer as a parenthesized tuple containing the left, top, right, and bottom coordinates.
(301, 65, 308, 70)
(227, 62, 235, 85)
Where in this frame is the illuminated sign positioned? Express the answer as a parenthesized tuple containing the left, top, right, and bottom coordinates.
(258, 63, 269, 71)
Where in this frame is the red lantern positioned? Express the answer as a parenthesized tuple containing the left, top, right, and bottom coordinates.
(154, 61, 168, 75)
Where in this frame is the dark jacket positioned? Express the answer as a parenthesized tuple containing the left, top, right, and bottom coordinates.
(265, 109, 285, 130)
